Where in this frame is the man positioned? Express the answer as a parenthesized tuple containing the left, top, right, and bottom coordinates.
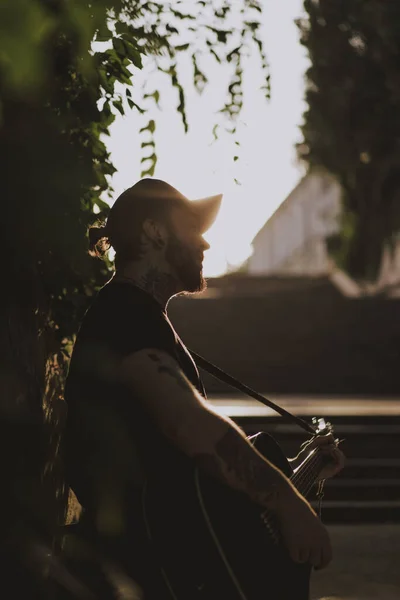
(64, 178, 344, 599)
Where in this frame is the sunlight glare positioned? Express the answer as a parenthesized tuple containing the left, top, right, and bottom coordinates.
(105, 1, 309, 278)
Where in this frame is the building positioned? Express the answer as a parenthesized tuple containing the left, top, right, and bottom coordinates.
(248, 171, 342, 276)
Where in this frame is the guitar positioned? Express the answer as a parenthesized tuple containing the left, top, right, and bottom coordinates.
(142, 418, 335, 600)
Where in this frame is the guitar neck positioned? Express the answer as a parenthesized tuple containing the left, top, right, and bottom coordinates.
(290, 449, 325, 498)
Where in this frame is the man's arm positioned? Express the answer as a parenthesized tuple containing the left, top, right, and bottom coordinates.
(119, 348, 299, 511)
(119, 348, 332, 568)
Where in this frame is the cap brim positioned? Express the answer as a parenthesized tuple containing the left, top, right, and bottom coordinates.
(190, 194, 223, 234)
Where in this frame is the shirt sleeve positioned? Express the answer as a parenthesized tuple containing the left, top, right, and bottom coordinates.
(67, 287, 180, 389)
(108, 300, 178, 361)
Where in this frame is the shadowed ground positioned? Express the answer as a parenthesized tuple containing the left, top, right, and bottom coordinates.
(311, 524, 400, 600)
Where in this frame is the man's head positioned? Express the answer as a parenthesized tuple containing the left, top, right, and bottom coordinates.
(89, 178, 222, 293)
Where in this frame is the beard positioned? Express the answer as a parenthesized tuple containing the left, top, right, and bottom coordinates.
(165, 233, 207, 293)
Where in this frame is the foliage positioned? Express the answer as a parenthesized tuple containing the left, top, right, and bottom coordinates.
(0, 0, 268, 590)
(1, 0, 269, 346)
(297, 0, 400, 280)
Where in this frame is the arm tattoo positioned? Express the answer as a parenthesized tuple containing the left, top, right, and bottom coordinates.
(196, 428, 284, 507)
(147, 352, 189, 391)
(146, 353, 287, 508)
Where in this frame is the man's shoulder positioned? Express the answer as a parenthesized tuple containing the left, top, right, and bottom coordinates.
(77, 282, 176, 352)
(87, 282, 160, 320)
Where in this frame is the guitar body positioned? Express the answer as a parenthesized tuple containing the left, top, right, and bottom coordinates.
(143, 431, 312, 600)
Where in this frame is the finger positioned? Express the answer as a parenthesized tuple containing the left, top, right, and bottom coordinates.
(319, 540, 333, 570)
(297, 548, 310, 564)
(314, 433, 335, 446)
(309, 547, 323, 569)
(290, 546, 309, 564)
(326, 448, 345, 467)
(319, 443, 337, 453)
(314, 550, 331, 570)
(309, 434, 334, 450)
(321, 452, 346, 477)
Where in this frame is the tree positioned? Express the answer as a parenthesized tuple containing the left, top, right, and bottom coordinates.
(0, 0, 268, 595)
(297, 0, 400, 281)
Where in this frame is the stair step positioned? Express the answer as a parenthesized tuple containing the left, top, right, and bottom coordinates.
(311, 499, 400, 508)
(346, 458, 400, 466)
(321, 478, 400, 501)
(326, 478, 400, 487)
(310, 500, 400, 523)
(262, 439, 399, 461)
(333, 461, 400, 480)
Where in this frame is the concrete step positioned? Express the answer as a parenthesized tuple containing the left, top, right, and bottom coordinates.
(338, 458, 400, 479)
(310, 500, 400, 524)
(322, 478, 400, 501)
(169, 291, 400, 395)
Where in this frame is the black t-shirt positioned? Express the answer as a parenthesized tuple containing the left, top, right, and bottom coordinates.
(65, 281, 205, 512)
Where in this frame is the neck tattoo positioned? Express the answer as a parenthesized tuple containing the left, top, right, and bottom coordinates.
(115, 267, 180, 309)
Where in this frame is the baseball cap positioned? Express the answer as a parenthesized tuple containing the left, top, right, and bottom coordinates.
(106, 178, 223, 236)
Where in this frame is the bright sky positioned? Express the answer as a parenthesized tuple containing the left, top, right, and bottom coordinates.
(106, 1, 309, 276)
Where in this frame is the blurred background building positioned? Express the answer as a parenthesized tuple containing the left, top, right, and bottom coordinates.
(248, 170, 341, 276)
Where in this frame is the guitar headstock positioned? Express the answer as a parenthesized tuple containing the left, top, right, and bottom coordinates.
(312, 417, 333, 437)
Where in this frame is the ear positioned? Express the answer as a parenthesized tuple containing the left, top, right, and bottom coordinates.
(142, 218, 167, 250)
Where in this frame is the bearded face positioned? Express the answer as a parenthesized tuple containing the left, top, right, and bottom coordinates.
(165, 228, 207, 293)
(163, 205, 210, 294)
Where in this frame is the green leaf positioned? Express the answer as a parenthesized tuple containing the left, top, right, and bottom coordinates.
(175, 43, 190, 51)
(140, 153, 158, 177)
(212, 124, 219, 141)
(127, 99, 145, 113)
(122, 39, 143, 69)
(139, 119, 156, 134)
(115, 21, 133, 37)
(171, 9, 196, 20)
(144, 90, 160, 107)
(112, 37, 126, 57)
(209, 48, 221, 63)
(96, 24, 113, 42)
(227, 47, 241, 62)
(113, 100, 125, 115)
(95, 198, 111, 212)
(244, 21, 260, 32)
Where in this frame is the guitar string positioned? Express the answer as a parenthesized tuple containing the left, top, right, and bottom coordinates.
(260, 453, 325, 546)
(291, 451, 321, 490)
(292, 451, 323, 491)
(261, 449, 324, 529)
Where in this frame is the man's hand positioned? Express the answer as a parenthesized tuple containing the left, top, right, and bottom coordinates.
(276, 487, 332, 569)
(291, 433, 345, 481)
(120, 348, 334, 571)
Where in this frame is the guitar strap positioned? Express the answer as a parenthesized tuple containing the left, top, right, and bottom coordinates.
(190, 349, 316, 435)
(191, 350, 328, 518)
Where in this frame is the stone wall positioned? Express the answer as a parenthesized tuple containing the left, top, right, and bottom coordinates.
(168, 277, 400, 395)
